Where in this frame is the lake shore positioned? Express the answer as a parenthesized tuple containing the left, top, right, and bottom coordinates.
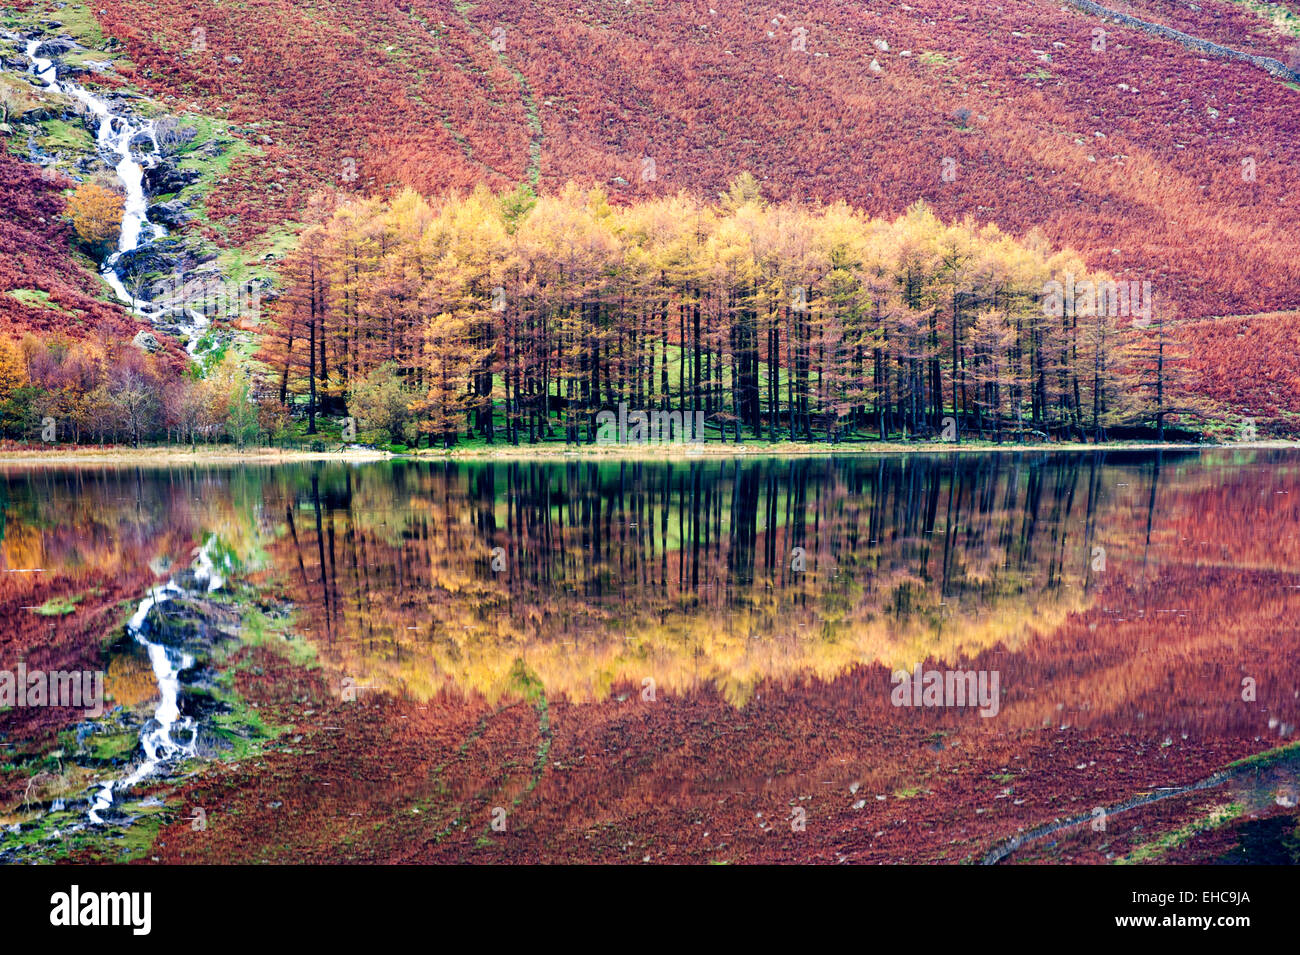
(0, 446, 394, 466)
(433, 438, 1299, 459)
(0, 439, 1296, 466)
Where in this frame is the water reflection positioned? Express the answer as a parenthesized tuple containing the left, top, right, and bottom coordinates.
(253, 451, 1300, 738)
(4, 451, 1299, 740)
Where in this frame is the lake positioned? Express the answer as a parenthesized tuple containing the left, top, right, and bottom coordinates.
(3, 449, 1298, 863)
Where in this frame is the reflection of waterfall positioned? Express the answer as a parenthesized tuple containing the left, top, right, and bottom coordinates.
(88, 538, 225, 824)
(16, 35, 211, 355)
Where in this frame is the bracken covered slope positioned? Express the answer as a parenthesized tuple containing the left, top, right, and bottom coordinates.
(84, 0, 1300, 324)
(0, 149, 152, 343)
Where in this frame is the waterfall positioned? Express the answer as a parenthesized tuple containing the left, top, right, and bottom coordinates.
(18, 35, 212, 356)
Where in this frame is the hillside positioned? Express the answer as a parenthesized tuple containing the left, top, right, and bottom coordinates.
(84, 0, 1300, 320)
(1, 0, 1299, 437)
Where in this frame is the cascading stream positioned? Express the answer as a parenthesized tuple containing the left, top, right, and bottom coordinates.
(88, 539, 225, 824)
(16, 34, 211, 355)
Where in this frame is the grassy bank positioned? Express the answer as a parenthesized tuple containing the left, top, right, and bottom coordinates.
(0, 446, 393, 466)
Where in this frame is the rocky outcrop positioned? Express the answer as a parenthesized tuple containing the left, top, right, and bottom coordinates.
(113, 237, 181, 279)
(149, 197, 192, 228)
(113, 235, 214, 279)
(32, 37, 76, 59)
(142, 158, 201, 196)
(139, 595, 239, 654)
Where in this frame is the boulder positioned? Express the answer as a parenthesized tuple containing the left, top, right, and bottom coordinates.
(132, 330, 161, 353)
(114, 237, 179, 278)
(33, 38, 77, 58)
(143, 159, 201, 195)
(150, 198, 192, 228)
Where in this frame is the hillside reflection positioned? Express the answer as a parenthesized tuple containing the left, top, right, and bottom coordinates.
(4, 451, 1298, 740)
(262, 451, 1300, 737)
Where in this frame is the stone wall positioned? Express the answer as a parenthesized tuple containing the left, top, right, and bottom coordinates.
(1065, 0, 1300, 84)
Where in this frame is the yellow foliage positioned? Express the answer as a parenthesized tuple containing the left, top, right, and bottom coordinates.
(105, 653, 159, 708)
(65, 182, 123, 248)
(0, 337, 27, 401)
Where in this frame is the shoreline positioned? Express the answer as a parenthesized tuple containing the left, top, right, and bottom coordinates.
(0, 439, 1295, 466)
(0, 446, 393, 466)
(435, 438, 1300, 459)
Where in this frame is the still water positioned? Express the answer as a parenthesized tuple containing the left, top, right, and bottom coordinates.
(3, 449, 1298, 862)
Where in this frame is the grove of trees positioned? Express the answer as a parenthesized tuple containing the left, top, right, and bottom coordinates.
(262, 175, 1195, 447)
(0, 334, 268, 448)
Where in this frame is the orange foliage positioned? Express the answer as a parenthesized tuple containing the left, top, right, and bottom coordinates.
(64, 181, 122, 249)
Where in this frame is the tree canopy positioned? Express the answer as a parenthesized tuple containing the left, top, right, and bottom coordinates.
(261, 178, 1196, 447)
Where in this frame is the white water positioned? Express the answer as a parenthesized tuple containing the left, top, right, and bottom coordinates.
(88, 538, 225, 824)
(18, 35, 211, 355)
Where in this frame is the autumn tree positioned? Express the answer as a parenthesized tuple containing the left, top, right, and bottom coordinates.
(1117, 299, 1208, 440)
(0, 337, 27, 402)
(348, 362, 415, 444)
(65, 182, 123, 255)
(416, 310, 480, 447)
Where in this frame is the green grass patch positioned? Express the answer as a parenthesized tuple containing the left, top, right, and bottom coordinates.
(1228, 738, 1300, 771)
(1118, 802, 1243, 864)
(214, 223, 300, 290)
(39, 0, 106, 48)
(84, 728, 138, 763)
(0, 72, 65, 122)
(31, 592, 85, 616)
(1232, 0, 1300, 38)
(6, 289, 70, 313)
(919, 51, 955, 68)
(232, 601, 319, 671)
(171, 115, 262, 234)
(506, 658, 546, 707)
